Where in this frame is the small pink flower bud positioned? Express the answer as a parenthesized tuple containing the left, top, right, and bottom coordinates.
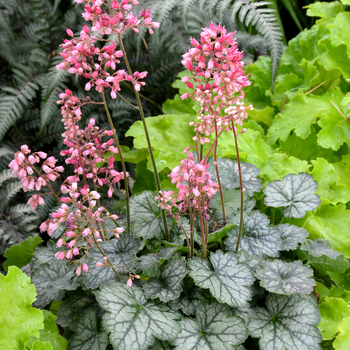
(82, 263, 88, 273)
(96, 262, 104, 267)
(127, 278, 133, 287)
(66, 28, 74, 37)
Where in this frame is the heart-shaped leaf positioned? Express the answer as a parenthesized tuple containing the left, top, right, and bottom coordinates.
(32, 241, 58, 270)
(31, 260, 79, 308)
(264, 173, 321, 218)
(255, 260, 315, 294)
(225, 211, 283, 258)
(143, 257, 188, 302)
(278, 224, 309, 250)
(68, 307, 109, 350)
(95, 282, 181, 350)
(300, 238, 341, 259)
(83, 235, 141, 289)
(130, 191, 173, 239)
(208, 158, 262, 196)
(171, 301, 248, 350)
(249, 293, 322, 350)
(188, 250, 254, 308)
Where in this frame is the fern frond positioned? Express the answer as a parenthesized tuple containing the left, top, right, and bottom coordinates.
(0, 181, 23, 210)
(0, 169, 16, 187)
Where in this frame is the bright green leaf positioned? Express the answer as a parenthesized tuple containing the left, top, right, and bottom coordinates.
(333, 317, 350, 349)
(305, 1, 343, 20)
(30, 340, 53, 350)
(0, 266, 44, 349)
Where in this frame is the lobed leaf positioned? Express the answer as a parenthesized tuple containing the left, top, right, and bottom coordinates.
(188, 250, 254, 308)
(278, 224, 309, 251)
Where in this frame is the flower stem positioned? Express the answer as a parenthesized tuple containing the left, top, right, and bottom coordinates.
(197, 195, 207, 259)
(232, 122, 244, 252)
(101, 90, 131, 235)
(118, 33, 169, 241)
(173, 216, 191, 259)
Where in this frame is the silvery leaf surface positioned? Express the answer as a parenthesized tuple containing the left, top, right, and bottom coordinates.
(249, 293, 322, 350)
(83, 235, 141, 289)
(57, 290, 97, 328)
(300, 238, 340, 259)
(225, 211, 283, 257)
(208, 158, 262, 196)
(68, 307, 109, 350)
(95, 282, 181, 350)
(171, 301, 248, 350)
(143, 257, 188, 302)
(31, 260, 79, 307)
(32, 241, 57, 270)
(263, 173, 320, 218)
(130, 191, 173, 239)
(188, 250, 254, 308)
(170, 217, 190, 245)
(255, 260, 315, 294)
(237, 249, 264, 272)
(278, 224, 309, 250)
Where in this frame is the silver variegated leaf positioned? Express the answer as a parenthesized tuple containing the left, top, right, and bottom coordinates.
(31, 260, 79, 307)
(300, 238, 340, 259)
(188, 250, 254, 308)
(130, 191, 173, 239)
(68, 307, 109, 350)
(263, 173, 321, 218)
(208, 158, 262, 196)
(83, 235, 141, 289)
(95, 282, 181, 350)
(237, 249, 263, 272)
(249, 293, 322, 350)
(278, 224, 309, 250)
(32, 241, 57, 270)
(143, 257, 188, 302)
(171, 301, 248, 350)
(170, 217, 190, 245)
(255, 260, 315, 294)
(225, 211, 283, 257)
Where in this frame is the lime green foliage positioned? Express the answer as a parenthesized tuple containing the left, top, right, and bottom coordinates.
(28, 311, 68, 350)
(0, 266, 44, 349)
(30, 340, 53, 350)
(3, 236, 43, 271)
(333, 317, 350, 349)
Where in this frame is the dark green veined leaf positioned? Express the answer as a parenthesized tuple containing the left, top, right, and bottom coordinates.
(188, 250, 254, 308)
(130, 191, 173, 240)
(149, 339, 174, 350)
(3, 235, 43, 271)
(264, 173, 321, 218)
(143, 257, 188, 302)
(171, 301, 248, 350)
(255, 260, 315, 294)
(249, 294, 322, 350)
(208, 158, 262, 196)
(170, 217, 190, 246)
(32, 241, 58, 270)
(31, 260, 80, 308)
(278, 224, 309, 250)
(83, 235, 141, 289)
(56, 289, 97, 328)
(95, 282, 181, 350)
(68, 307, 109, 350)
(225, 211, 283, 258)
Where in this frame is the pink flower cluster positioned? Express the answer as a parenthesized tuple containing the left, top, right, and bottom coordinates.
(181, 23, 253, 144)
(56, 0, 158, 99)
(9, 145, 64, 210)
(156, 151, 219, 220)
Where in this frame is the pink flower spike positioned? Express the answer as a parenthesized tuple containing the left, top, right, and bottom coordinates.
(85, 82, 91, 91)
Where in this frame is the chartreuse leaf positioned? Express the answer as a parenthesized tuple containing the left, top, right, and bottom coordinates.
(256, 260, 315, 294)
(305, 1, 343, 20)
(333, 154, 350, 193)
(0, 267, 44, 349)
(68, 307, 109, 350)
(264, 173, 321, 218)
(310, 158, 350, 205)
(30, 340, 53, 350)
(163, 94, 196, 115)
(83, 235, 141, 289)
(208, 158, 262, 196)
(171, 301, 248, 350)
(188, 250, 254, 308)
(225, 211, 283, 258)
(27, 311, 68, 350)
(249, 293, 322, 350)
(278, 224, 309, 250)
(57, 289, 97, 328)
(126, 114, 195, 172)
(95, 281, 181, 350)
(318, 298, 350, 341)
(3, 235, 43, 271)
(290, 204, 350, 259)
(143, 257, 188, 302)
(333, 317, 350, 350)
(259, 154, 310, 186)
(130, 191, 173, 240)
(31, 260, 79, 308)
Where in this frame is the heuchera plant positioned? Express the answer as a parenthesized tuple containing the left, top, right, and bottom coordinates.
(7, 1, 343, 349)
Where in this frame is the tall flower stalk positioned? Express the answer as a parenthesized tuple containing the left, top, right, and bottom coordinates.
(156, 23, 253, 257)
